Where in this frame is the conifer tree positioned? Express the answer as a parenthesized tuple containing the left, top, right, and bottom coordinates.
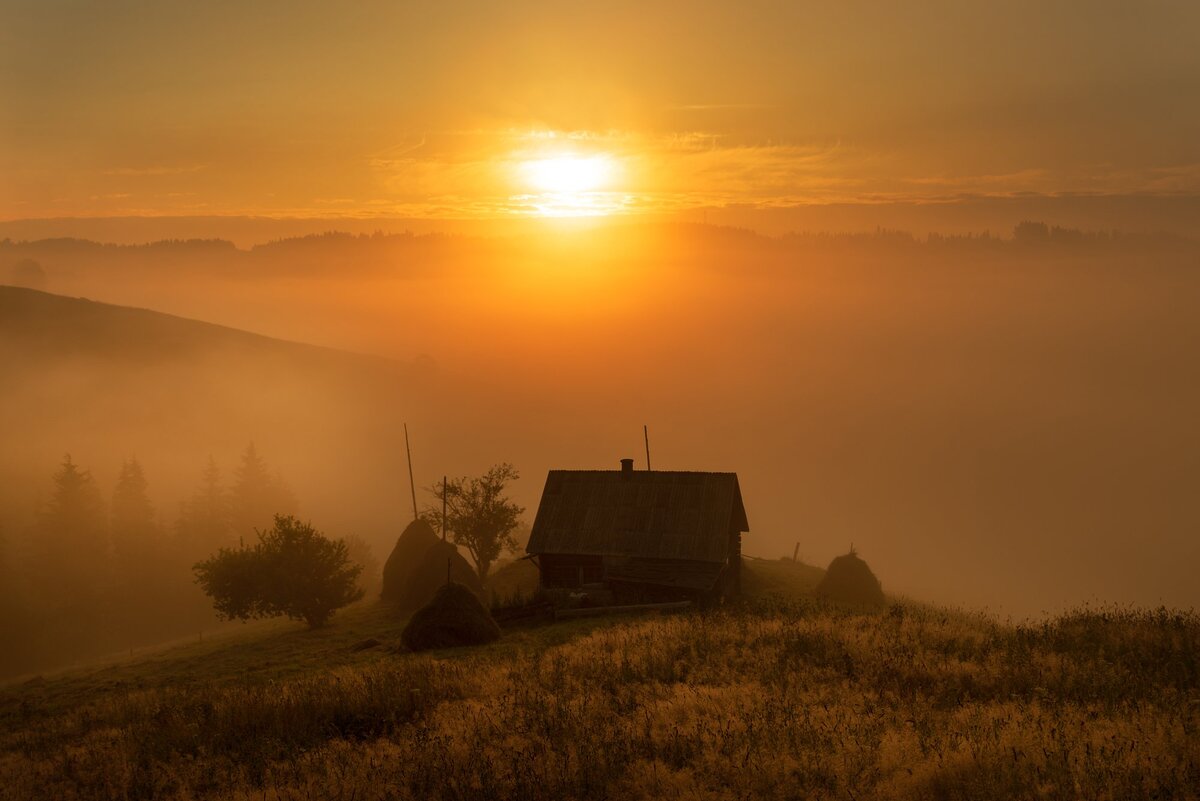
(176, 456, 231, 557)
(111, 458, 157, 565)
(110, 457, 169, 633)
(229, 444, 297, 539)
(36, 455, 108, 607)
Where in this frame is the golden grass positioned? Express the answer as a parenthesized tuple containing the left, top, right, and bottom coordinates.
(2, 600, 1197, 800)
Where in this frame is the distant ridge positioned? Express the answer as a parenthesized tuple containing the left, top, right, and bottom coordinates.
(0, 285, 398, 371)
(0, 285, 428, 565)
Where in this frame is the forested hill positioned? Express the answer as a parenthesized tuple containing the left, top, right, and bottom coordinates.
(0, 285, 393, 369)
(0, 285, 431, 574)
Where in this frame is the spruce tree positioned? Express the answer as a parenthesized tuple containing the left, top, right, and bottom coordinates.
(229, 444, 297, 539)
(111, 458, 157, 565)
(110, 458, 168, 636)
(176, 456, 231, 557)
(36, 455, 108, 609)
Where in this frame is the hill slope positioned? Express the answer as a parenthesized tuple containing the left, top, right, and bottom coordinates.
(1, 597, 1195, 800)
(0, 284, 404, 373)
(0, 285, 428, 544)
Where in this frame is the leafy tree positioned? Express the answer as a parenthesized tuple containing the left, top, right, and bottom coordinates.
(229, 444, 297, 539)
(424, 463, 525, 582)
(192, 545, 262, 621)
(194, 515, 362, 628)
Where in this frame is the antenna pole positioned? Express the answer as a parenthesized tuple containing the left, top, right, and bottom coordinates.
(443, 475, 450, 584)
(404, 423, 418, 521)
(644, 424, 652, 471)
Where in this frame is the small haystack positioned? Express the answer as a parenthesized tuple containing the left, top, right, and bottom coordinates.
(401, 581, 501, 651)
(815, 549, 886, 607)
(398, 539, 484, 612)
(380, 519, 440, 603)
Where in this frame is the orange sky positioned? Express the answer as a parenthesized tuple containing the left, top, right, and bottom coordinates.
(2, 0, 1199, 220)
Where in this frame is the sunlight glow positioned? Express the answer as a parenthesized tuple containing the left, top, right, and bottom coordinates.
(514, 153, 624, 217)
(523, 155, 614, 194)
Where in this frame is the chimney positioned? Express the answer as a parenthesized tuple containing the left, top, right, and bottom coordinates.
(620, 458, 635, 478)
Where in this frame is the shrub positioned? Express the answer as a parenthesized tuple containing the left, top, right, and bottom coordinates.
(194, 515, 363, 628)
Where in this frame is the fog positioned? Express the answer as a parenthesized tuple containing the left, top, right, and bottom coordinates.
(2, 220, 1198, 673)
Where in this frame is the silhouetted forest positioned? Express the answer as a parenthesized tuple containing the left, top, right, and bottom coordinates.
(0, 445, 381, 677)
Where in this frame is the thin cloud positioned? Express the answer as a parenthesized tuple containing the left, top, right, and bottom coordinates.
(367, 137, 427, 168)
(101, 165, 207, 177)
(666, 104, 772, 111)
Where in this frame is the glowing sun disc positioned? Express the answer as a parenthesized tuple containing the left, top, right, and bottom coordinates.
(522, 154, 615, 194)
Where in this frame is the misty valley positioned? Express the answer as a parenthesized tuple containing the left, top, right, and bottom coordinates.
(1, 222, 1198, 798)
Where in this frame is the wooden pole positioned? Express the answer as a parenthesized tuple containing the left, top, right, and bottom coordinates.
(443, 475, 450, 585)
(404, 423, 418, 521)
(644, 424, 651, 471)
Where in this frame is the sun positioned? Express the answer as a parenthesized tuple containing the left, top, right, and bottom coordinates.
(523, 154, 614, 194)
(515, 152, 623, 217)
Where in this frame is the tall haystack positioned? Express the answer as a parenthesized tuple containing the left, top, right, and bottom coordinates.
(815, 549, 886, 607)
(380, 519, 439, 603)
(401, 581, 501, 651)
(398, 539, 484, 612)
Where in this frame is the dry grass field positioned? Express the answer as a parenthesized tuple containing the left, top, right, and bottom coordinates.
(2, 566, 1197, 800)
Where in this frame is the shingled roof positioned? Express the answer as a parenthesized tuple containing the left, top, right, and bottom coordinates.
(526, 470, 749, 563)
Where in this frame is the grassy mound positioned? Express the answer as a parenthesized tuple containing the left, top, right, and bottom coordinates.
(741, 557, 826, 600)
(400, 581, 501, 651)
(398, 539, 484, 612)
(380, 518, 440, 603)
(815, 550, 885, 607)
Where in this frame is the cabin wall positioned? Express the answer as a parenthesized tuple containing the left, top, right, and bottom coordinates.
(730, 528, 743, 596)
(538, 554, 604, 588)
(608, 581, 695, 605)
(537, 551, 742, 605)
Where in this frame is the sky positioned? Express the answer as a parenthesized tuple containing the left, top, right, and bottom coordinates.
(3, 2, 1200, 623)
(3, 0, 1199, 221)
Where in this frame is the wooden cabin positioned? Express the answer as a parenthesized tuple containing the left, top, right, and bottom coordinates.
(525, 459, 749, 603)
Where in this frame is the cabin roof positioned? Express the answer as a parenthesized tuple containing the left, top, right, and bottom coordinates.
(526, 469, 749, 563)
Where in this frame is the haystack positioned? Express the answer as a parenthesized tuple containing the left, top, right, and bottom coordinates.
(401, 581, 501, 651)
(398, 539, 484, 612)
(815, 549, 886, 607)
(380, 519, 440, 603)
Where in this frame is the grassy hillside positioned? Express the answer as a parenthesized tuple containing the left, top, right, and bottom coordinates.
(2, 594, 1196, 800)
